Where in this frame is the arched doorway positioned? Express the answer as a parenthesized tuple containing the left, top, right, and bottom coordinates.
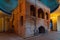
(38, 26, 45, 33)
(50, 19, 53, 31)
(38, 8, 44, 19)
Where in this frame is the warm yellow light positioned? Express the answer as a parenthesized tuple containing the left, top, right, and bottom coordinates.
(51, 17, 56, 19)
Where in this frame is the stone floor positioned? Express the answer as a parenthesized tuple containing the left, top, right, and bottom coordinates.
(0, 32, 60, 40)
(25, 31, 60, 40)
(0, 33, 24, 40)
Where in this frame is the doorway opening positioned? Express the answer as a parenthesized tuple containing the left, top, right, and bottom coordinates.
(38, 26, 45, 33)
(50, 19, 53, 31)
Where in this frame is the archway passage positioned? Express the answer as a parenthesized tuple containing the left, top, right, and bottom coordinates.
(38, 26, 45, 33)
(0, 12, 10, 32)
(50, 19, 53, 31)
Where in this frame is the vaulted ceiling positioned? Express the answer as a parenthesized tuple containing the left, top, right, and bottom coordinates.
(39, 0, 59, 13)
(0, 0, 59, 15)
(0, 0, 18, 15)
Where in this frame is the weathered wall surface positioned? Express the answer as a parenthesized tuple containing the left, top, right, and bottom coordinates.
(10, 0, 26, 38)
(25, 2, 50, 37)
